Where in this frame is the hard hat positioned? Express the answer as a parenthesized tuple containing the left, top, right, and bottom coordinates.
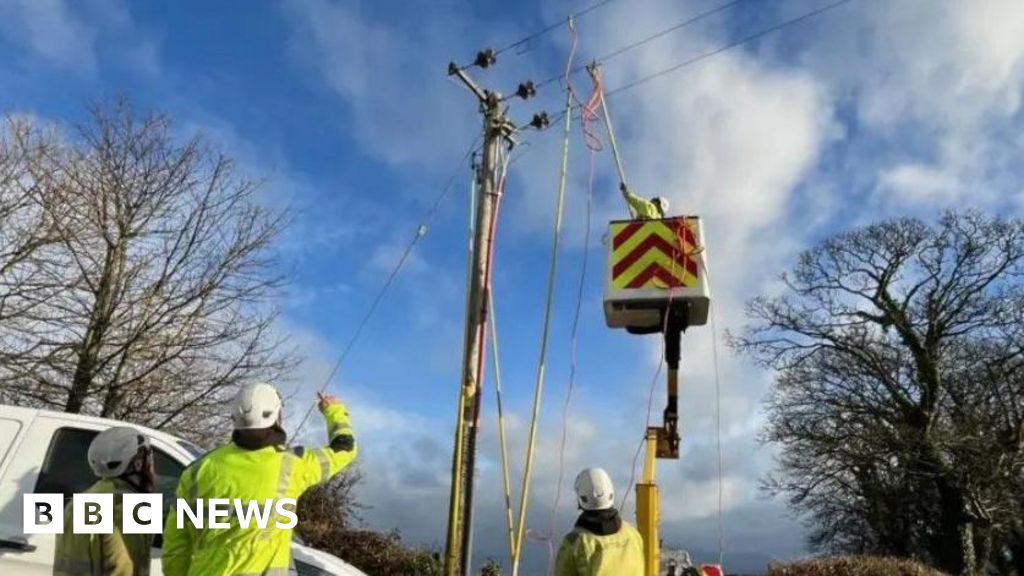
(88, 427, 151, 478)
(575, 467, 615, 511)
(232, 382, 283, 430)
(652, 197, 669, 213)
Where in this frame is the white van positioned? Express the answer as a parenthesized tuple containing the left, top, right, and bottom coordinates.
(0, 404, 367, 576)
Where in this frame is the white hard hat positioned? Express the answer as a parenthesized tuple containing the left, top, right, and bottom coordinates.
(232, 382, 283, 430)
(88, 427, 150, 478)
(575, 467, 615, 511)
(653, 197, 669, 213)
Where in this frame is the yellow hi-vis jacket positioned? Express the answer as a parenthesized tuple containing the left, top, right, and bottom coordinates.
(53, 478, 153, 576)
(554, 519, 645, 576)
(623, 188, 663, 220)
(161, 403, 357, 576)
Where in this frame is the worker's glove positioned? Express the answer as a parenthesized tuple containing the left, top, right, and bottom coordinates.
(317, 392, 341, 412)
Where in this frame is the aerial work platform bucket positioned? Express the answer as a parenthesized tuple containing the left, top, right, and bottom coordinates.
(604, 216, 710, 332)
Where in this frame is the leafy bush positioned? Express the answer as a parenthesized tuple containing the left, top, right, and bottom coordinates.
(767, 555, 950, 576)
(297, 469, 442, 576)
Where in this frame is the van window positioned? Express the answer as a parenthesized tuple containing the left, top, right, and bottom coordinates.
(0, 418, 22, 469)
(35, 427, 97, 498)
(35, 427, 186, 506)
(152, 448, 185, 504)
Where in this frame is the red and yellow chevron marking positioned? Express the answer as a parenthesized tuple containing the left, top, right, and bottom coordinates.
(611, 217, 700, 290)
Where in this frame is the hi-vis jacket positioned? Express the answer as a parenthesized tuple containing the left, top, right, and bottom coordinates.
(554, 519, 645, 576)
(53, 477, 153, 576)
(161, 403, 357, 576)
(623, 188, 663, 220)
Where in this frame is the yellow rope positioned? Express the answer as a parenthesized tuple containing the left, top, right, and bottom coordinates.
(510, 19, 576, 576)
(490, 284, 517, 564)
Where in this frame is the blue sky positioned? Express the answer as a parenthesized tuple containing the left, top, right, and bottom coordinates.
(2, 0, 1023, 574)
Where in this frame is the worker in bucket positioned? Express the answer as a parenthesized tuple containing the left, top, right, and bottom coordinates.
(54, 427, 156, 576)
(162, 384, 357, 576)
(554, 467, 644, 576)
(622, 183, 668, 220)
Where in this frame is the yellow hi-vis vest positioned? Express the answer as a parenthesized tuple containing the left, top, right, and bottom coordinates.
(623, 190, 664, 220)
(554, 519, 645, 576)
(161, 403, 357, 576)
(53, 478, 154, 576)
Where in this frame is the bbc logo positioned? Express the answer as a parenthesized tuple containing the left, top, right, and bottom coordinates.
(24, 494, 164, 535)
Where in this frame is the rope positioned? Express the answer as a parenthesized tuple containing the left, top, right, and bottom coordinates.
(618, 337, 666, 516)
(619, 220, 702, 515)
(291, 137, 480, 440)
(464, 150, 517, 564)
(546, 63, 602, 576)
(462, 139, 511, 572)
(702, 259, 726, 567)
(619, 238, 676, 517)
(489, 288, 516, 566)
(483, 143, 517, 565)
(510, 18, 577, 576)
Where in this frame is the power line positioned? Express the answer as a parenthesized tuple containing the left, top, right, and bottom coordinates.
(538, 0, 854, 127)
(606, 0, 855, 97)
(536, 0, 745, 88)
(290, 136, 481, 440)
(495, 0, 618, 57)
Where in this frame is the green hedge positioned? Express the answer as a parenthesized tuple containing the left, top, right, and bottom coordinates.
(767, 556, 949, 576)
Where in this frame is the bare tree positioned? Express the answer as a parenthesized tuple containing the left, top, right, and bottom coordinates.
(0, 101, 295, 440)
(0, 116, 60, 329)
(733, 212, 1024, 576)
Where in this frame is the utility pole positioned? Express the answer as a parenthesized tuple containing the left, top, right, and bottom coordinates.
(444, 60, 514, 576)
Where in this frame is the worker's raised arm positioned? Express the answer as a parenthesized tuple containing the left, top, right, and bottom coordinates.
(620, 183, 641, 218)
(290, 395, 358, 494)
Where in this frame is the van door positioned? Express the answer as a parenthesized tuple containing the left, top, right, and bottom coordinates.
(0, 415, 37, 568)
(0, 417, 22, 473)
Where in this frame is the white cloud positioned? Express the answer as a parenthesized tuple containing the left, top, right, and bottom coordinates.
(877, 163, 960, 204)
(0, 0, 162, 76)
(802, 0, 1024, 210)
(281, 0, 480, 173)
(0, 0, 96, 71)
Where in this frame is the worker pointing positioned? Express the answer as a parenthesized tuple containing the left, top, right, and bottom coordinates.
(555, 468, 644, 576)
(162, 383, 357, 576)
(54, 427, 156, 576)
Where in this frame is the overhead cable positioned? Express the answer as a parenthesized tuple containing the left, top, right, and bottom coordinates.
(536, 0, 745, 88)
(496, 0, 619, 57)
(290, 136, 481, 440)
(605, 0, 855, 97)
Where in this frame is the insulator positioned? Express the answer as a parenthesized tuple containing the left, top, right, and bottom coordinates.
(515, 81, 536, 100)
(474, 49, 497, 69)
